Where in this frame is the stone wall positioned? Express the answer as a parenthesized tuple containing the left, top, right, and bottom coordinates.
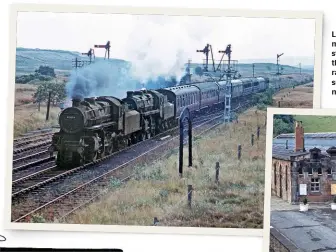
(269, 228, 298, 252)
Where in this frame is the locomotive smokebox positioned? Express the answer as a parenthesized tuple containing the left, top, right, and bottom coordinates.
(72, 98, 81, 107)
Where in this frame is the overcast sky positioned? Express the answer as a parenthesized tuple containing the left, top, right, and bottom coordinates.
(16, 12, 316, 66)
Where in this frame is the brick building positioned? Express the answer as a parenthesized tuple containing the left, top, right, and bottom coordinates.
(271, 121, 336, 203)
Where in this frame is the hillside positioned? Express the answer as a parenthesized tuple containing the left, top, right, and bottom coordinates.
(15, 47, 128, 75)
(16, 48, 314, 77)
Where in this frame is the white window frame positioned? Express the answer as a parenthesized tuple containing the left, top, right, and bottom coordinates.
(311, 178, 320, 193)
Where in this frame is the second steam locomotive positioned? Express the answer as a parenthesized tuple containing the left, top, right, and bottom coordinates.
(49, 77, 269, 168)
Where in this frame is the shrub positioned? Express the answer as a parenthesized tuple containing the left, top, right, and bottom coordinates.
(303, 197, 308, 205)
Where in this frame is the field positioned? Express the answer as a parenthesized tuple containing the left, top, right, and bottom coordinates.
(14, 84, 60, 137)
(272, 82, 314, 108)
(293, 115, 336, 133)
(63, 108, 266, 228)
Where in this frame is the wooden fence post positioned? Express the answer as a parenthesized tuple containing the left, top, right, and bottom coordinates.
(153, 217, 159, 225)
(238, 145, 242, 160)
(188, 185, 193, 208)
(257, 126, 260, 140)
(278, 101, 281, 107)
(251, 134, 254, 146)
(215, 162, 220, 184)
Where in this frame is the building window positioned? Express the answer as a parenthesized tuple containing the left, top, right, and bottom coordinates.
(298, 167, 303, 175)
(327, 167, 332, 175)
(311, 178, 320, 192)
(308, 167, 313, 175)
(318, 167, 322, 175)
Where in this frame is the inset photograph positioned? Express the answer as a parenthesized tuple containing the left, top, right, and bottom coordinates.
(266, 108, 336, 252)
(5, 4, 323, 236)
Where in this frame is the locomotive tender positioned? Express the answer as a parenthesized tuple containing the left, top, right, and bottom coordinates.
(49, 77, 269, 168)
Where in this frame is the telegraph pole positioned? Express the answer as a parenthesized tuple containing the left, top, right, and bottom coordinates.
(252, 63, 255, 77)
(46, 91, 51, 121)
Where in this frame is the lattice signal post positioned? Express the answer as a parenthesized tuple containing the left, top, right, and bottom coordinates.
(276, 53, 284, 75)
(196, 43, 238, 123)
(196, 43, 216, 72)
(81, 48, 95, 63)
(94, 41, 111, 60)
(218, 44, 238, 123)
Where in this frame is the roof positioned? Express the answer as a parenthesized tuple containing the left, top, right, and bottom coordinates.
(273, 132, 336, 160)
(276, 132, 336, 139)
(164, 85, 199, 96)
(272, 145, 309, 161)
(191, 82, 219, 91)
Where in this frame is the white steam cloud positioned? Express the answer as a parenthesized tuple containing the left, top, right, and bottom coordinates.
(65, 15, 212, 103)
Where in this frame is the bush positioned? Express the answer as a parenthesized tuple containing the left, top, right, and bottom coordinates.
(35, 65, 56, 77)
(303, 197, 308, 205)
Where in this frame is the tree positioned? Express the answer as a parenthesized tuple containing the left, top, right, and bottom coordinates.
(33, 80, 66, 108)
(273, 115, 295, 137)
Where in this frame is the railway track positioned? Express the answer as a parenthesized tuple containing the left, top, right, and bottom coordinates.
(13, 134, 53, 149)
(13, 141, 52, 155)
(13, 150, 50, 168)
(11, 113, 224, 222)
(11, 114, 218, 198)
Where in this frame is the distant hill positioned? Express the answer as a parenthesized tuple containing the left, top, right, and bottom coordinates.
(15, 47, 128, 75)
(239, 56, 314, 69)
(189, 62, 313, 77)
(15, 47, 314, 77)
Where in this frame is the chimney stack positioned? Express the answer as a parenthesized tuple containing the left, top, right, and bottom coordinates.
(72, 98, 81, 107)
(295, 121, 305, 152)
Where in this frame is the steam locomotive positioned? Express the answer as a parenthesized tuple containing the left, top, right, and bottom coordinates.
(49, 77, 269, 168)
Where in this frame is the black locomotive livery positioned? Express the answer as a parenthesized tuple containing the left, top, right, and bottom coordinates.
(49, 77, 270, 168)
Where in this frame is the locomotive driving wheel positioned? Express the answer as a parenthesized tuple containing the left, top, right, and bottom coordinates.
(140, 132, 146, 141)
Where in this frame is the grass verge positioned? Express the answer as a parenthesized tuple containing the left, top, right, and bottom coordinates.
(64, 108, 266, 229)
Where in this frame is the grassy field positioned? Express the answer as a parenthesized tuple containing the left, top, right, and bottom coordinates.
(272, 82, 314, 108)
(293, 115, 336, 133)
(64, 108, 266, 229)
(13, 84, 60, 137)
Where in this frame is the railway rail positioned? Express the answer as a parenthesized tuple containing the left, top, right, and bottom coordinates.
(13, 150, 50, 167)
(11, 113, 219, 199)
(13, 134, 53, 149)
(11, 112, 224, 222)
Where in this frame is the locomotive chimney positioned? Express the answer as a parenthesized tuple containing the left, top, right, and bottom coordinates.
(294, 121, 305, 152)
(127, 91, 133, 98)
(72, 98, 81, 107)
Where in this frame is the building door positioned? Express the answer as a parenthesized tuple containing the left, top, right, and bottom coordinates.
(279, 165, 283, 198)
